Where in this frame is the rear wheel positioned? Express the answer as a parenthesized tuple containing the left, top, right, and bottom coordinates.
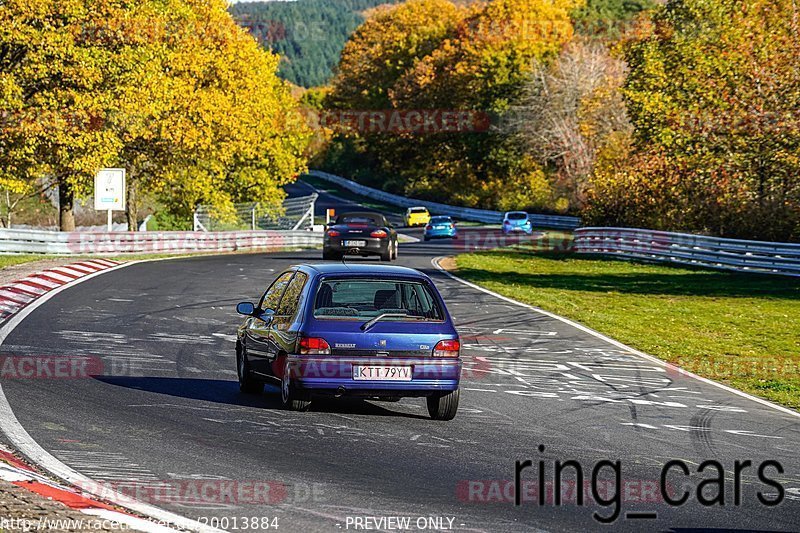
(281, 359, 311, 411)
(391, 240, 399, 260)
(380, 244, 392, 262)
(237, 344, 263, 394)
(427, 389, 459, 420)
(322, 249, 339, 260)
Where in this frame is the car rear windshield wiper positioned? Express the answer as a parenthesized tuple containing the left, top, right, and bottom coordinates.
(360, 313, 424, 331)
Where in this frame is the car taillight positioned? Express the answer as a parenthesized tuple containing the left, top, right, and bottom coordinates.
(425, 225, 432, 230)
(503, 220, 510, 225)
(370, 229, 388, 238)
(327, 230, 340, 237)
(299, 336, 330, 355)
(449, 224, 454, 229)
(433, 339, 460, 357)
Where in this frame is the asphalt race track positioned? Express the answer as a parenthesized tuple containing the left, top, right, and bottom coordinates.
(0, 182, 798, 532)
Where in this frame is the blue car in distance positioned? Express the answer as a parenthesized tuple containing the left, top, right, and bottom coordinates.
(235, 264, 462, 420)
(423, 216, 458, 241)
(502, 211, 534, 235)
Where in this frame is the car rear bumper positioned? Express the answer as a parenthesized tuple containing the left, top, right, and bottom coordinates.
(424, 229, 457, 238)
(324, 237, 389, 255)
(286, 355, 461, 396)
(503, 226, 533, 234)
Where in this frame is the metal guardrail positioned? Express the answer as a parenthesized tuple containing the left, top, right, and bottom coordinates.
(575, 227, 800, 277)
(307, 170, 581, 230)
(194, 194, 317, 232)
(0, 228, 322, 255)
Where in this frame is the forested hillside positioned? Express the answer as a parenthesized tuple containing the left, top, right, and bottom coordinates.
(231, 0, 652, 88)
(230, 0, 403, 88)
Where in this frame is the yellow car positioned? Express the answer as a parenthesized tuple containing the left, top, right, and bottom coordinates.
(404, 207, 431, 227)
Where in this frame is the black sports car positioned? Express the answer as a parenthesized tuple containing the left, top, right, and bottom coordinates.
(323, 212, 399, 261)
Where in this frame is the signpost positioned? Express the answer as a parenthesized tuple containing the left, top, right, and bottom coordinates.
(94, 169, 126, 232)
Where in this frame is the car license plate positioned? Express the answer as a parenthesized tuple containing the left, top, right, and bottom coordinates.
(352, 365, 412, 381)
(435, 225, 446, 230)
(343, 240, 367, 247)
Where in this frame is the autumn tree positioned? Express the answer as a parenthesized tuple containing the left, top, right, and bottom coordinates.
(397, 0, 579, 209)
(0, 0, 129, 230)
(1, 0, 309, 231)
(507, 39, 631, 210)
(324, 0, 580, 211)
(329, 0, 466, 110)
(587, 0, 800, 241)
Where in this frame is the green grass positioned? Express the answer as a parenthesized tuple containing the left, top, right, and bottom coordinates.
(454, 249, 800, 410)
(0, 255, 55, 269)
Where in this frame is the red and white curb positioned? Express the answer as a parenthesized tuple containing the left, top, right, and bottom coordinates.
(0, 260, 120, 322)
(0, 448, 178, 532)
(0, 258, 224, 532)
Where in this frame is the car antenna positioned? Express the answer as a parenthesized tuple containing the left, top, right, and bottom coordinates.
(342, 248, 358, 269)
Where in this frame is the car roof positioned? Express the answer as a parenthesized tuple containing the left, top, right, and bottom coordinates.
(505, 211, 528, 216)
(408, 206, 428, 210)
(296, 263, 427, 278)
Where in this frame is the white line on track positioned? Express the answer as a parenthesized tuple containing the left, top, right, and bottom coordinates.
(0, 260, 225, 533)
(431, 256, 800, 421)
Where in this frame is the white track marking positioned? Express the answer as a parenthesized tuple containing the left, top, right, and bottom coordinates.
(0, 261, 225, 533)
(432, 256, 800, 421)
(48, 266, 85, 278)
(20, 277, 59, 289)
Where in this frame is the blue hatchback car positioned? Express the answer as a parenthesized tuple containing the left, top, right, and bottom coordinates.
(502, 211, 534, 235)
(423, 216, 458, 241)
(235, 264, 461, 420)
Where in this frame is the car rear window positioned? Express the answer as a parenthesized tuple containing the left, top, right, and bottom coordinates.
(430, 217, 451, 223)
(313, 279, 443, 321)
(410, 208, 428, 213)
(337, 215, 380, 225)
(507, 212, 528, 220)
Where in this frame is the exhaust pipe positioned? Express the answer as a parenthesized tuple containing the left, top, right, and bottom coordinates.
(335, 386, 346, 398)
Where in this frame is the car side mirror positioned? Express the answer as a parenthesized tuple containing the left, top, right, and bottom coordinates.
(237, 302, 256, 316)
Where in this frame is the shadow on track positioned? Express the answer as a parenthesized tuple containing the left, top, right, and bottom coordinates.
(94, 376, 428, 418)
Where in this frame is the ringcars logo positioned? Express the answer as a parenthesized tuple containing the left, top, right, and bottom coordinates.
(0, 356, 103, 380)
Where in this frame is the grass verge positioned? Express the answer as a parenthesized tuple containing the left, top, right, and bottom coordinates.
(0, 255, 55, 269)
(453, 249, 800, 410)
